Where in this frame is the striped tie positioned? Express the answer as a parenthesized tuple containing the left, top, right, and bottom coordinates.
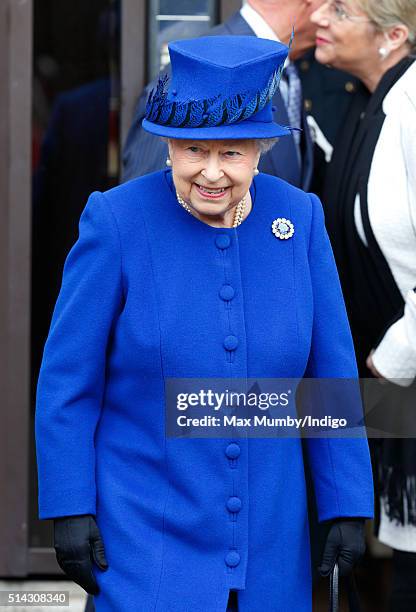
(282, 62, 302, 151)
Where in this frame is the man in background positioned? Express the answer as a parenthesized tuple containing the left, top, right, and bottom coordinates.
(122, 0, 328, 190)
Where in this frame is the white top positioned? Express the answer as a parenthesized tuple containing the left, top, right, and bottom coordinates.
(354, 62, 416, 387)
(353, 61, 416, 552)
(379, 505, 416, 553)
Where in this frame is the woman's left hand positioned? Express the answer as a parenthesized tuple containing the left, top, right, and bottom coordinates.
(366, 350, 387, 381)
(54, 514, 109, 594)
(318, 519, 366, 577)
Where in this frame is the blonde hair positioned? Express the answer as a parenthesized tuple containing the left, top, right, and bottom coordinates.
(356, 0, 416, 51)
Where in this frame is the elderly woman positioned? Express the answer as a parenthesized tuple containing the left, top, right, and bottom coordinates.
(35, 36, 373, 612)
(311, 0, 416, 608)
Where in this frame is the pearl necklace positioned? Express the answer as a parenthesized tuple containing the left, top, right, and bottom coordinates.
(176, 191, 247, 228)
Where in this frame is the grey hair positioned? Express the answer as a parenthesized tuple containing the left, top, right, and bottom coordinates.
(255, 138, 280, 154)
(356, 0, 416, 51)
(164, 136, 280, 154)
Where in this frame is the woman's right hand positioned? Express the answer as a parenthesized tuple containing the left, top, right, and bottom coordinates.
(53, 514, 109, 595)
(318, 519, 366, 577)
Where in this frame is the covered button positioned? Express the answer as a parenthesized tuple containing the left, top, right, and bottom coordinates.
(215, 234, 231, 249)
(223, 335, 238, 351)
(225, 551, 241, 567)
(219, 284, 235, 301)
(225, 443, 240, 459)
(226, 496, 242, 513)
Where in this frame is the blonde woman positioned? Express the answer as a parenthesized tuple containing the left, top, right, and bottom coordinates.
(312, 1, 416, 609)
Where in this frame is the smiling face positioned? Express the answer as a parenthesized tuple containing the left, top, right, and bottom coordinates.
(311, 0, 381, 75)
(168, 138, 260, 226)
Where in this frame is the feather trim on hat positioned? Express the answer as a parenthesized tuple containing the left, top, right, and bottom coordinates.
(145, 63, 285, 129)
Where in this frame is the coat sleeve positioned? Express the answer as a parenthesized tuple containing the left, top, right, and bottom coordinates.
(302, 193, 374, 523)
(371, 289, 416, 385)
(35, 191, 124, 520)
(370, 91, 416, 386)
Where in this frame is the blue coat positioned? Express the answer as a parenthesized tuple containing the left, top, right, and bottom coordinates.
(35, 170, 374, 612)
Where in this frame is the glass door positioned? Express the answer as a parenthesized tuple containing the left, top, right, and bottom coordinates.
(30, 0, 121, 557)
(148, 0, 219, 81)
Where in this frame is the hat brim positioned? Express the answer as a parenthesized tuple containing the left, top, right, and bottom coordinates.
(142, 118, 292, 140)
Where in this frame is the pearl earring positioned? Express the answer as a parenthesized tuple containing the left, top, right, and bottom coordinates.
(166, 158, 172, 167)
(378, 47, 389, 59)
(254, 168, 259, 176)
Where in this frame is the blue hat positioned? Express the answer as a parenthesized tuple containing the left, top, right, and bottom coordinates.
(142, 35, 293, 140)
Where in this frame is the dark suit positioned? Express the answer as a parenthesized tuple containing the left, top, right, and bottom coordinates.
(122, 12, 313, 191)
(295, 49, 359, 196)
(296, 48, 359, 146)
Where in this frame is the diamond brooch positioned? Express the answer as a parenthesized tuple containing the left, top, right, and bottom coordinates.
(271, 217, 295, 240)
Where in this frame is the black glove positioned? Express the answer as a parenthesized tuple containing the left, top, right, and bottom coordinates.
(53, 514, 108, 595)
(318, 519, 366, 577)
